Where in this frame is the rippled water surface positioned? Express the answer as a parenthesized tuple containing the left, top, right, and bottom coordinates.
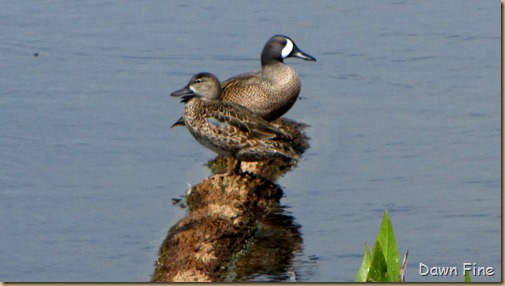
(0, 0, 500, 282)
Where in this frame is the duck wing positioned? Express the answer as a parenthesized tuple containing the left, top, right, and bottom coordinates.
(221, 73, 270, 101)
(221, 72, 263, 89)
(210, 102, 291, 141)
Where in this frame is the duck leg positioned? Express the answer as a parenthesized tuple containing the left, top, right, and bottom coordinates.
(233, 160, 242, 174)
(225, 157, 241, 175)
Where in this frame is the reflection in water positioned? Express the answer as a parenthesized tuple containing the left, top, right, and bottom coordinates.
(231, 206, 317, 282)
(153, 118, 311, 282)
(0, 1, 499, 282)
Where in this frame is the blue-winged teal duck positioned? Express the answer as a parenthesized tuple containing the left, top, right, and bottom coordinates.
(221, 34, 316, 121)
(172, 34, 315, 127)
(171, 72, 299, 174)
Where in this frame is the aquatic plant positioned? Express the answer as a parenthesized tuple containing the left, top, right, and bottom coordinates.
(355, 210, 407, 282)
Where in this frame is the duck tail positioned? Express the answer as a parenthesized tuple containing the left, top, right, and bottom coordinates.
(274, 145, 300, 161)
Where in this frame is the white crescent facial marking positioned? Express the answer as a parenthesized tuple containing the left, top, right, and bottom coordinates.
(281, 39, 294, 59)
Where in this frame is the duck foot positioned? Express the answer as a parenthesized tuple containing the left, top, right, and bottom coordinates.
(225, 158, 242, 175)
(232, 160, 242, 174)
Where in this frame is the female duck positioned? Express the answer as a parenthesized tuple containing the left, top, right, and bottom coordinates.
(172, 35, 316, 127)
(171, 72, 299, 174)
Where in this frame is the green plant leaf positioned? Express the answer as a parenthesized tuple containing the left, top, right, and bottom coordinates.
(375, 210, 400, 282)
(464, 269, 472, 282)
(366, 240, 388, 282)
(355, 243, 372, 282)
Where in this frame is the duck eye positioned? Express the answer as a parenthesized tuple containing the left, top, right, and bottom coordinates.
(195, 78, 203, 83)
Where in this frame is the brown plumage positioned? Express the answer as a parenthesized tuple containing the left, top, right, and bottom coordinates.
(171, 34, 315, 127)
(171, 72, 300, 174)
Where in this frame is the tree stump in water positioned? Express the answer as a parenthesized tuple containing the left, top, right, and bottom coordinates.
(151, 118, 309, 282)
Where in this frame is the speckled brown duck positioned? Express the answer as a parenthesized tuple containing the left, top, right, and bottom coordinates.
(171, 35, 315, 127)
(171, 72, 299, 174)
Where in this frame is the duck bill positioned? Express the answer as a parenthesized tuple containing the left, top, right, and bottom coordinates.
(171, 86, 193, 97)
(171, 86, 197, 102)
(290, 45, 316, 62)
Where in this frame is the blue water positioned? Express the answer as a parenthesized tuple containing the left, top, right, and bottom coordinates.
(0, 0, 500, 282)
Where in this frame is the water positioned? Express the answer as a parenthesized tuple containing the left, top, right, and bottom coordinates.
(0, 0, 500, 282)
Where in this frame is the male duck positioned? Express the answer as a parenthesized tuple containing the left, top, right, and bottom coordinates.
(172, 34, 315, 127)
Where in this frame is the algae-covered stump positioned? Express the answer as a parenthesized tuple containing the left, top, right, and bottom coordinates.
(152, 173, 283, 282)
(151, 118, 309, 282)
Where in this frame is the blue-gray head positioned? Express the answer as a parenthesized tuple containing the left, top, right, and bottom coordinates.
(260, 34, 316, 66)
